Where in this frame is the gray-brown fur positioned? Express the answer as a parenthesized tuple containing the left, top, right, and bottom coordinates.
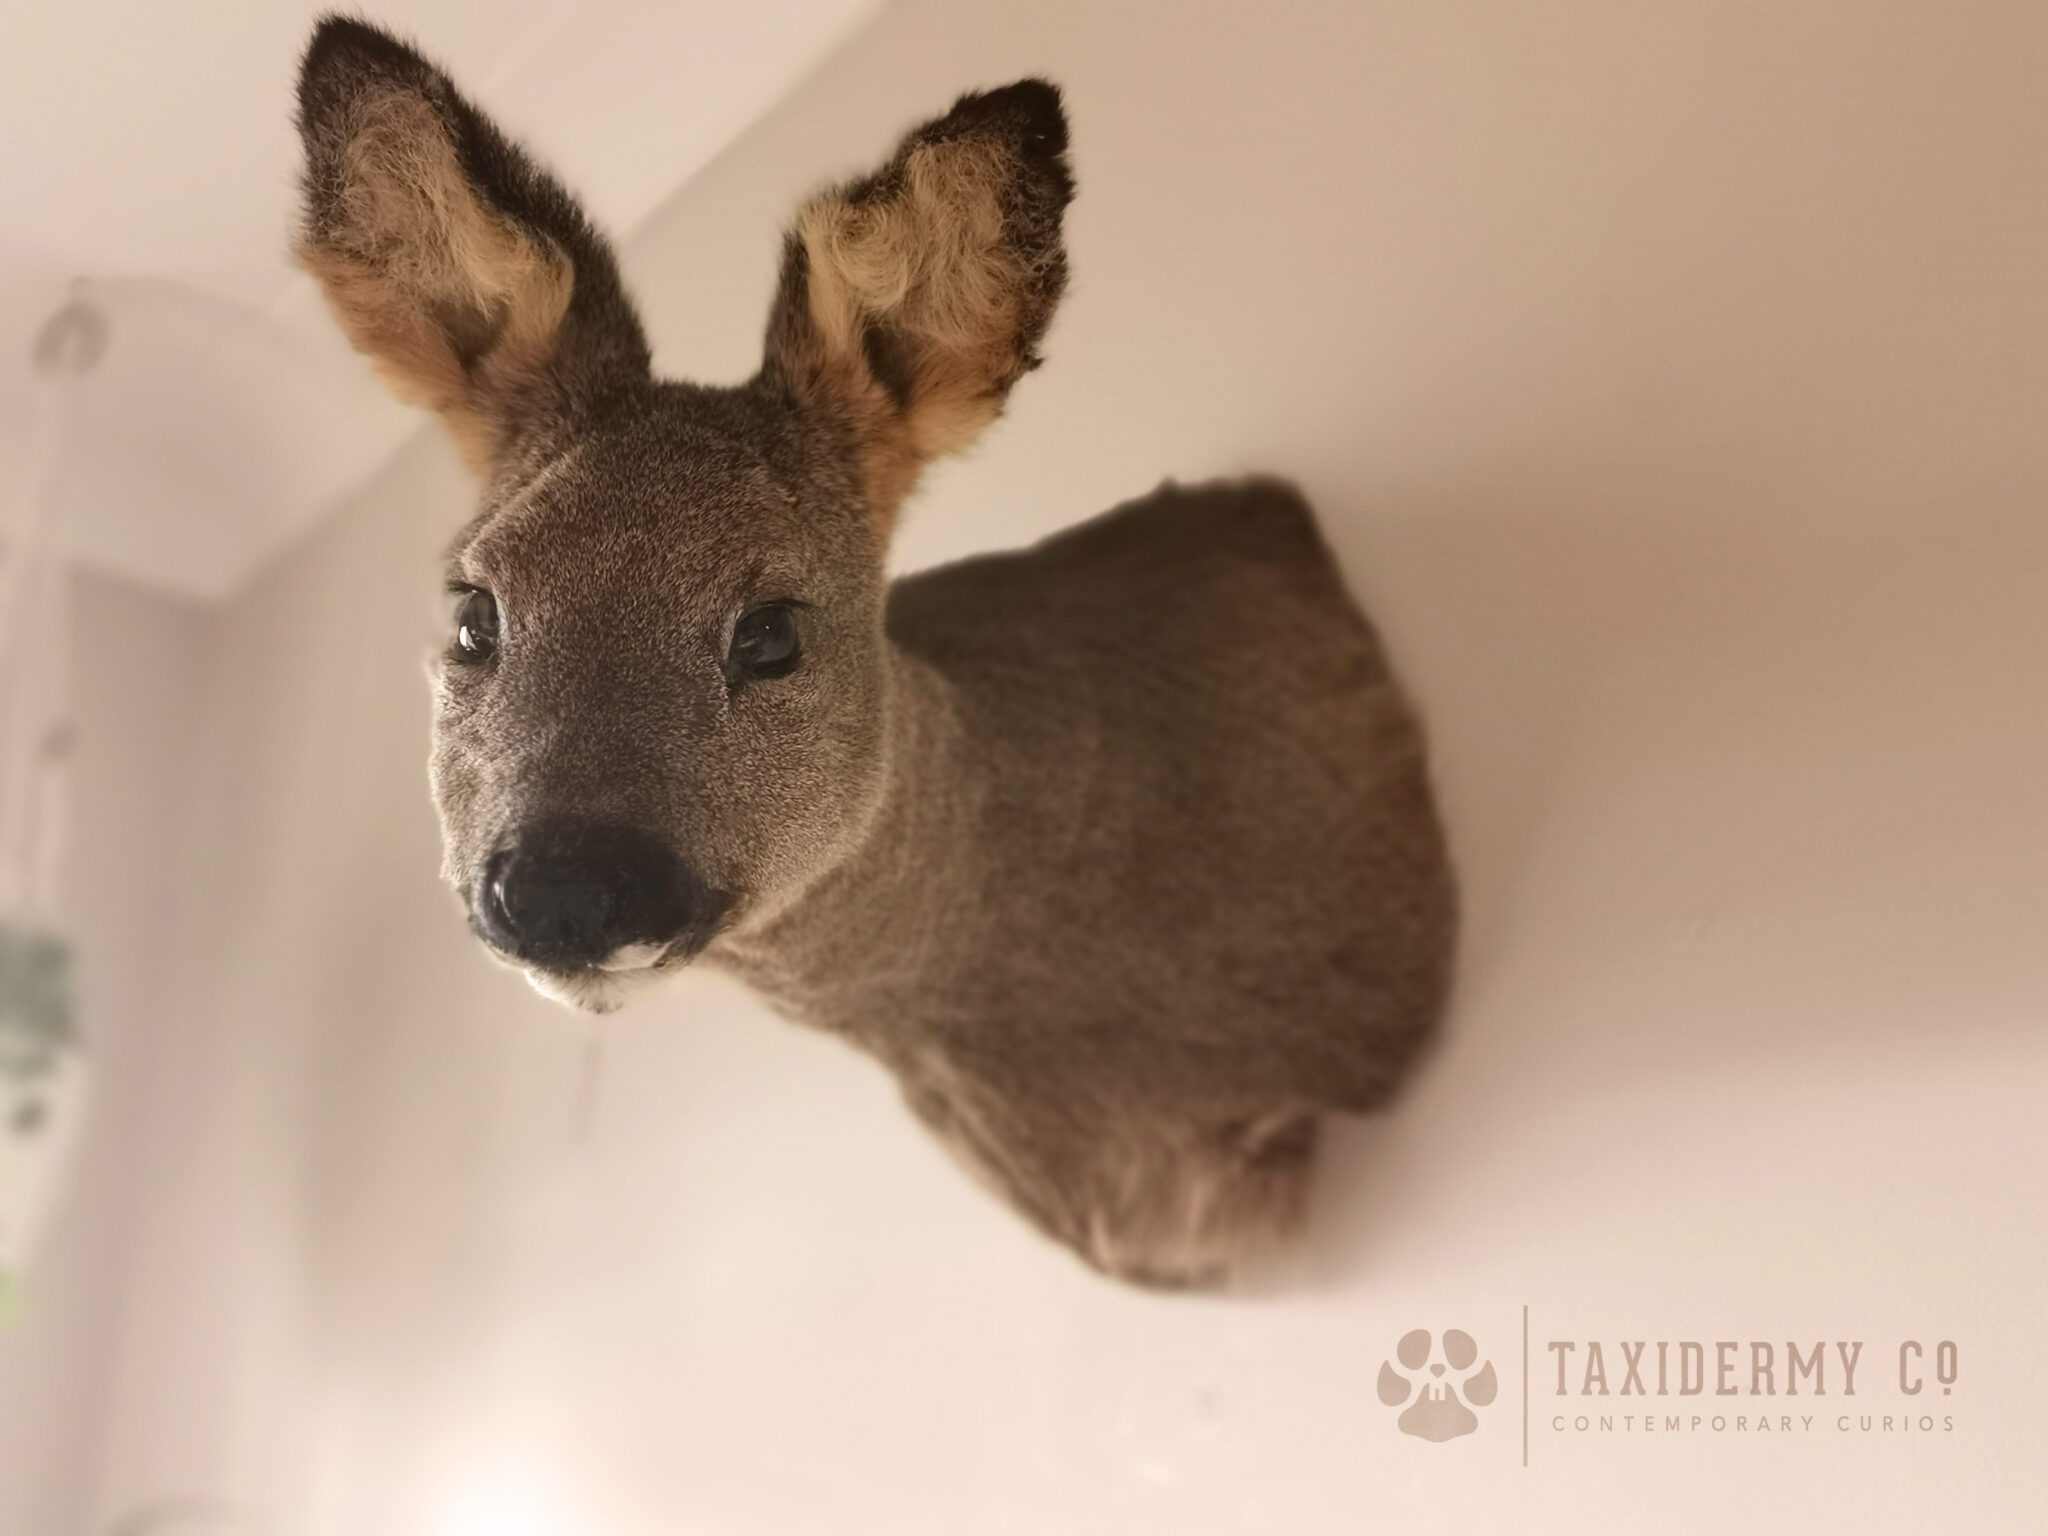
(293, 16, 1456, 1286)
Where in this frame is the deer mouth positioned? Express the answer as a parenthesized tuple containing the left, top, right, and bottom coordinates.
(523, 960, 665, 1015)
(597, 941, 671, 972)
(512, 916, 730, 1014)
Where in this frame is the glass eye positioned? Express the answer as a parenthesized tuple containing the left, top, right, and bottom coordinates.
(728, 603, 801, 680)
(454, 589, 499, 660)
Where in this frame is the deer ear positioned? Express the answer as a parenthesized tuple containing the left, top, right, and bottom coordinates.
(762, 80, 1074, 530)
(294, 17, 649, 475)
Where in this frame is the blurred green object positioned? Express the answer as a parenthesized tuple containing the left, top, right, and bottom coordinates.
(0, 922, 73, 1059)
(0, 921, 81, 1326)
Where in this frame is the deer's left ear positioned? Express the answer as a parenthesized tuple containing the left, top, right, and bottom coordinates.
(294, 16, 649, 476)
(762, 80, 1075, 530)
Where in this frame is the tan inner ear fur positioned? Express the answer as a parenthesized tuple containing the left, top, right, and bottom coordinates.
(797, 138, 1032, 525)
(298, 90, 572, 475)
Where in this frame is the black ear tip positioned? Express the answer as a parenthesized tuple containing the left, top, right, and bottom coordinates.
(990, 78, 1066, 123)
(939, 77, 1069, 158)
(297, 13, 436, 116)
(990, 77, 1069, 154)
(302, 14, 407, 76)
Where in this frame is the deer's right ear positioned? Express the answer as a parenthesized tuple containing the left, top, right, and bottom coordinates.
(294, 16, 648, 475)
(761, 81, 1074, 532)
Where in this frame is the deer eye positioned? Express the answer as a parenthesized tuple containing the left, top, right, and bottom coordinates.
(728, 603, 801, 681)
(453, 589, 499, 661)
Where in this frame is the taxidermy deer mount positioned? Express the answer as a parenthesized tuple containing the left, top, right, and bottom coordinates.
(293, 16, 1456, 1287)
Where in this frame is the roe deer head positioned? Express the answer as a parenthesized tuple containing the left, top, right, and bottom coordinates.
(294, 16, 1455, 1286)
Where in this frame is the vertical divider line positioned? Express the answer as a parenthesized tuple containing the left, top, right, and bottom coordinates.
(1523, 1303, 1529, 1467)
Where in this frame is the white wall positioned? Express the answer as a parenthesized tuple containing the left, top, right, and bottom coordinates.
(12, 0, 2045, 1531)
(0, 575, 208, 1536)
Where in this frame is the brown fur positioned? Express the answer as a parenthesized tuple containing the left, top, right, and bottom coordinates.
(294, 18, 1455, 1287)
(298, 88, 574, 472)
(795, 139, 1031, 518)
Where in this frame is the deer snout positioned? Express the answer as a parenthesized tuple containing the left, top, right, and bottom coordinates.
(474, 821, 724, 971)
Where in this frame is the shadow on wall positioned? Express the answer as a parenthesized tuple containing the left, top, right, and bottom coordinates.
(1265, 462, 2048, 1288)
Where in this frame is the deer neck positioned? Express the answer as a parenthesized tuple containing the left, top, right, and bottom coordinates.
(706, 643, 978, 1040)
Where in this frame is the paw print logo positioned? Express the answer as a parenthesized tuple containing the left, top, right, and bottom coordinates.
(1377, 1328, 1498, 1442)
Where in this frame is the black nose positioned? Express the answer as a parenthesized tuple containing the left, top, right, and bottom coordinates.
(475, 822, 715, 968)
